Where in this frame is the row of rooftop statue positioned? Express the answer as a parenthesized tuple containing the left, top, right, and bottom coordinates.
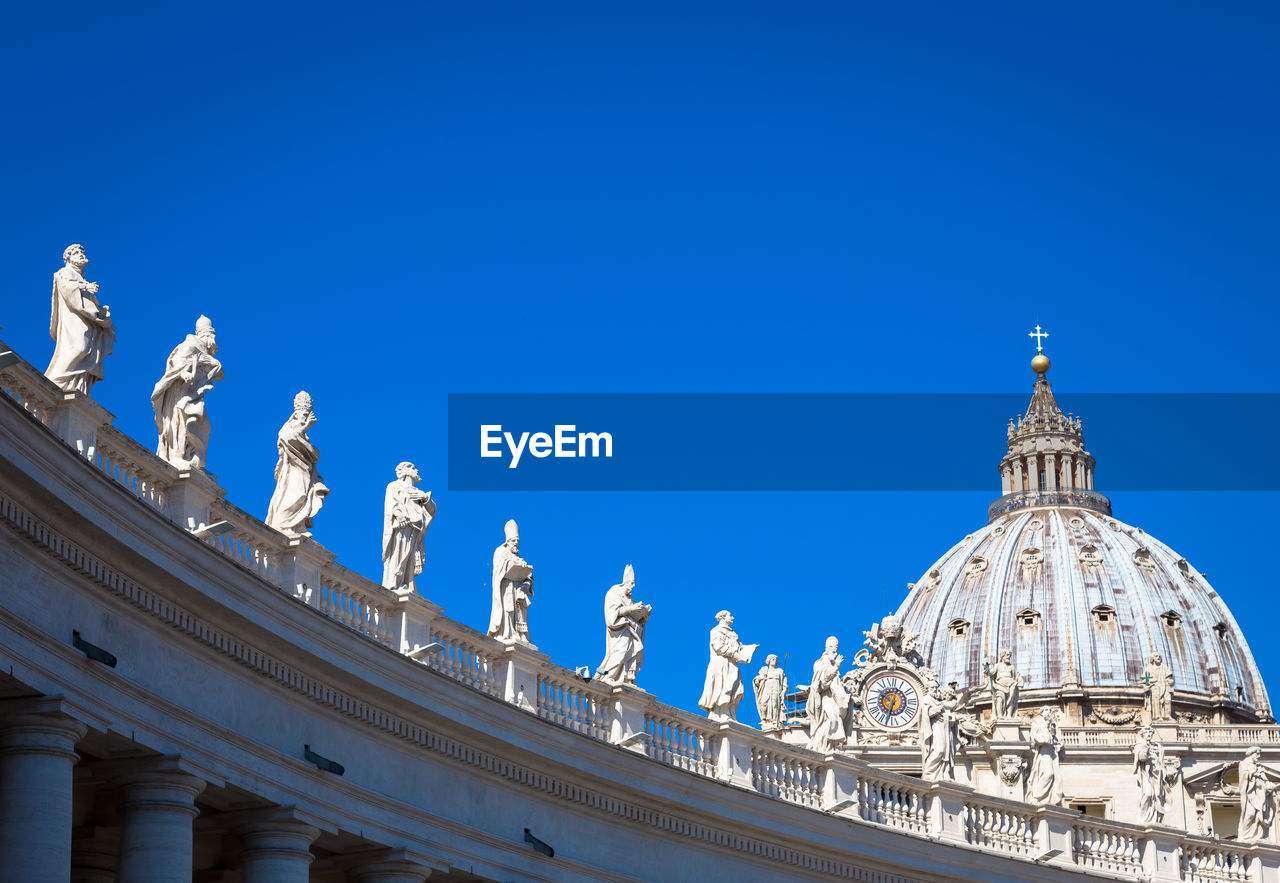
(35, 244, 1280, 842)
(39, 244, 649, 677)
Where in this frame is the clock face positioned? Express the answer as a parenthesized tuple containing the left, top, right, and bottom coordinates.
(862, 673, 921, 731)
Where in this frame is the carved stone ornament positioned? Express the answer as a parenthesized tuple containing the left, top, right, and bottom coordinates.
(1027, 518, 1043, 531)
(1068, 515, 1085, 529)
(998, 754, 1025, 787)
(1020, 546, 1043, 571)
(1087, 705, 1140, 726)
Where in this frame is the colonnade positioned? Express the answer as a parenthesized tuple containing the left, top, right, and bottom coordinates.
(1001, 451, 1095, 495)
(0, 698, 437, 883)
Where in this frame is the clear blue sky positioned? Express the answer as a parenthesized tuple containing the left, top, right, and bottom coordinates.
(2, 2, 1277, 721)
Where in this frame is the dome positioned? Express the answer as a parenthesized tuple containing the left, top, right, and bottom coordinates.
(894, 347, 1271, 723)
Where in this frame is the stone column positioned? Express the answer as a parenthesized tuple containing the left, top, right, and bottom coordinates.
(1046, 455, 1058, 491)
(1061, 454, 1074, 490)
(1028, 456, 1040, 491)
(345, 848, 443, 882)
(0, 705, 89, 883)
(113, 759, 206, 882)
(1012, 460, 1023, 492)
(237, 808, 319, 883)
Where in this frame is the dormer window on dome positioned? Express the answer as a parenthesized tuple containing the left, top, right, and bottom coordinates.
(1092, 605, 1116, 625)
(1017, 608, 1041, 628)
(1162, 610, 1183, 630)
(948, 618, 970, 638)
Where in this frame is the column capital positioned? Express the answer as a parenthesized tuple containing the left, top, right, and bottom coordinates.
(0, 701, 89, 761)
(107, 755, 206, 817)
(235, 805, 321, 859)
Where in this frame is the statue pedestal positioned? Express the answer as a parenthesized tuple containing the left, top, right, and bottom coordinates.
(497, 641, 549, 713)
(608, 684, 649, 753)
(990, 720, 1024, 743)
(280, 535, 335, 607)
(49, 390, 111, 460)
(166, 468, 226, 532)
(716, 721, 756, 786)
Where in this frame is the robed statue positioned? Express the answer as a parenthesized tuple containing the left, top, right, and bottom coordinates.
(381, 461, 436, 595)
(698, 610, 758, 722)
(1239, 747, 1279, 843)
(489, 519, 534, 644)
(806, 636, 852, 752)
(265, 391, 330, 535)
(754, 655, 788, 732)
(151, 316, 223, 470)
(594, 564, 651, 685)
(1026, 706, 1063, 805)
(1143, 653, 1174, 722)
(45, 244, 114, 395)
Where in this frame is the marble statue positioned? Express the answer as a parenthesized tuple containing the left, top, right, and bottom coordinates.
(1143, 653, 1174, 722)
(806, 636, 852, 753)
(1026, 706, 1062, 805)
(45, 244, 114, 395)
(151, 316, 223, 470)
(698, 611, 758, 722)
(594, 564, 650, 685)
(1240, 746, 1279, 843)
(753, 655, 788, 732)
(987, 648, 1021, 719)
(265, 391, 330, 535)
(381, 462, 436, 595)
(1133, 725, 1178, 824)
(489, 520, 534, 643)
(919, 685, 975, 782)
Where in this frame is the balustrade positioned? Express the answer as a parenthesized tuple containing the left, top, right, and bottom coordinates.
(750, 745, 822, 808)
(416, 619, 502, 698)
(856, 773, 929, 834)
(94, 426, 171, 512)
(201, 510, 285, 588)
(644, 708, 717, 778)
(964, 799, 1036, 856)
(1181, 840, 1251, 883)
(537, 671, 611, 740)
(1072, 823, 1142, 875)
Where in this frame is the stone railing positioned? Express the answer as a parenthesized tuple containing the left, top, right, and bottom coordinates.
(1059, 727, 1139, 747)
(855, 770, 929, 834)
(645, 706, 718, 778)
(94, 425, 173, 513)
(1181, 838, 1252, 882)
(407, 613, 504, 699)
(205, 500, 287, 589)
(987, 487, 1112, 522)
(0, 350, 63, 428)
(1072, 821, 1143, 875)
(965, 794, 1038, 857)
(9, 343, 1280, 881)
(1178, 726, 1280, 745)
(537, 668, 613, 740)
(320, 561, 399, 648)
(750, 741, 823, 808)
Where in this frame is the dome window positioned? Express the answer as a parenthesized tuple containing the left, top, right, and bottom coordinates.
(1017, 608, 1041, 628)
(1027, 518, 1044, 531)
(1068, 515, 1085, 529)
(1091, 605, 1116, 625)
(1021, 547, 1043, 569)
(1213, 622, 1230, 640)
(948, 618, 970, 638)
(966, 556, 988, 575)
(1133, 548, 1156, 572)
(1079, 544, 1103, 569)
(1161, 610, 1182, 629)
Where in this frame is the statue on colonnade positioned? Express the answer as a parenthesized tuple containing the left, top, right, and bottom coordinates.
(805, 636, 851, 752)
(151, 316, 222, 470)
(489, 519, 534, 644)
(594, 564, 650, 686)
(698, 610, 757, 723)
(381, 461, 436, 595)
(265, 391, 329, 535)
(45, 244, 114, 395)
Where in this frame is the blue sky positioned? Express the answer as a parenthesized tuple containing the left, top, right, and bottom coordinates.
(2, 2, 1277, 722)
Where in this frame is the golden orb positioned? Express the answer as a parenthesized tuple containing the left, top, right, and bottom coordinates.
(1031, 353, 1051, 375)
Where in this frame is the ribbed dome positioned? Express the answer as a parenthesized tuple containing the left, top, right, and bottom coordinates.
(895, 342, 1270, 723)
(896, 507, 1270, 719)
